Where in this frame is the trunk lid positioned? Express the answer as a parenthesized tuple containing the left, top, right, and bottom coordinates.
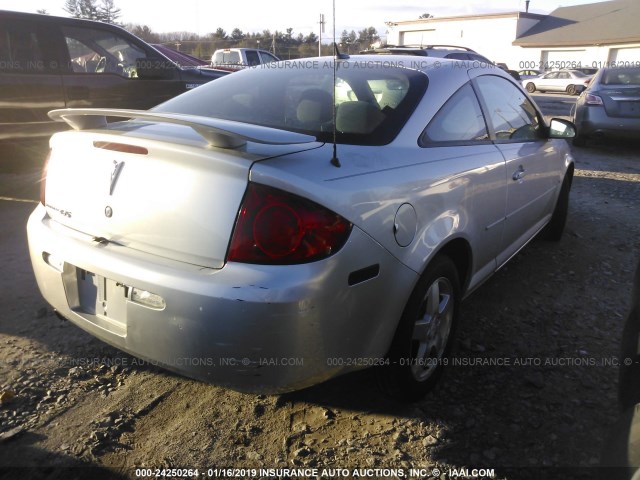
(599, 87, 640, 118)
(43, 120, 319, 268)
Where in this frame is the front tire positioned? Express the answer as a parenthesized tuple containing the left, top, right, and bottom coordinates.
(377, 255, 460, 401)
(526, 82, 536, 93)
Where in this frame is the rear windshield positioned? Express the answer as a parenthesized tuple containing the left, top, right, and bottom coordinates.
(212, 51, 241, 65)
(154, 60, 428, 145)
(601, 68, 640, 86)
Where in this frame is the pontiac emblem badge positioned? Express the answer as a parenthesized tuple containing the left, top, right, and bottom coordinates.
(109, 160, 125, 195)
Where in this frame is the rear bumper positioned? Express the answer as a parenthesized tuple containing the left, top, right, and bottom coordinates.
(27, 204, 417, 393)
(574, 105, 640, 139)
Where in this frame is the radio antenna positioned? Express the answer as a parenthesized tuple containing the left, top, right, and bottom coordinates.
(330, 0, 341, 168)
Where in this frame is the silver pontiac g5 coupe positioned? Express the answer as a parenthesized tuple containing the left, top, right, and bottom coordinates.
(28, 56, 576, 400)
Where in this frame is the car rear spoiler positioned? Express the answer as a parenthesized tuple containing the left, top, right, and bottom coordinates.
(48, 108, 316, 149)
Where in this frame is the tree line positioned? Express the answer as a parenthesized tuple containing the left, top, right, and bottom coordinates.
(58, 0, 381, 60)
(127, 25, 381, 60)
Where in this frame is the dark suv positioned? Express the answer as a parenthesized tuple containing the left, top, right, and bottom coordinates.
(0, 10, 228, 152)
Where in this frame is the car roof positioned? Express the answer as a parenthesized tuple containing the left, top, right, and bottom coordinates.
(307, 54, 511, 80)
(216, 48, 274, 54)
(361, 45, 476, 56)
(1, 9, 125, 30)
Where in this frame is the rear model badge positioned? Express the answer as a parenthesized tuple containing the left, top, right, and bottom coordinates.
(110, 160, 125, 195)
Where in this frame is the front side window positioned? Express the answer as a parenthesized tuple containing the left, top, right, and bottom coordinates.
(154, 62, 428, 146)
(421, 83, 488, 144)
(475, 75, 541, 142)
(62, 25, 147, 77)
(259, 52, 279, 64)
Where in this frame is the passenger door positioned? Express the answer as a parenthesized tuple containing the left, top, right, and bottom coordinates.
(59, 24, 185, 110)
(473, 75, 559, 266)
(0, 17, 65, 144)
(537, 71, 558, 91)
(554, 71, 571, 92)
(419, 82, 507, 290)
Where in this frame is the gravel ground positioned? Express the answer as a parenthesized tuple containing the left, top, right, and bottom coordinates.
(0, 107, 639, 480)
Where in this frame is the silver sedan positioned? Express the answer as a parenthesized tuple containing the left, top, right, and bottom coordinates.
(572, 66, 640, 146)
(523, 69, 593, 95)
(28, 56, 576, 400)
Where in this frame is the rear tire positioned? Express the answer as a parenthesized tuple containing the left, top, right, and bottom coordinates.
(566, 84, 577, 95)
(526, 82, 536, 93)
(540, 171, 573, 241)
(377, 255, 460, 401)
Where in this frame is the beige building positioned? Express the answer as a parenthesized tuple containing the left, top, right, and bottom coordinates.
(385, 0, 640, 71)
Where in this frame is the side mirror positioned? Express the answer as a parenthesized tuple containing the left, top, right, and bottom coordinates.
(136, 57, 177, 80)
(549, 118, 576, 139)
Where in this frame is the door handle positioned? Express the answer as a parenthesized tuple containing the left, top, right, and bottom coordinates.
(512, 166, 526, 181)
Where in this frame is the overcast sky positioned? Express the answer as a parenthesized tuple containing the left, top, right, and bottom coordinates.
(3, 0, 604, 39)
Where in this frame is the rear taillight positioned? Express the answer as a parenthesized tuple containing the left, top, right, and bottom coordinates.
(39, 150, 51, 206)
(585, 94, 603, 105)
(227, 183, 352, 264)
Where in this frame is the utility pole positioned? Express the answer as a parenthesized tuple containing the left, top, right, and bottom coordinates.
(319, 13, 325, 57)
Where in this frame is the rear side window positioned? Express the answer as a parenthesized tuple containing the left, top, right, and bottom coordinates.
(421, 83, 489, 144)
(444, 52, 470, 61)
(61, 25, 148, 77)
(245, 50, 260, 66)
(0, 20, 49, 73)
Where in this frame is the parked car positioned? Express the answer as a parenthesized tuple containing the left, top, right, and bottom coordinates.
(571, 66, 640, 146)
(574, 67, 598, 76)
(518, 69, 543, 80)
(28, 55, 576, 400)
(523, 69, 592, 95)
(362, 45, 521, 80)
(211, 48, 280, 71)
(0, 10, 228, 150)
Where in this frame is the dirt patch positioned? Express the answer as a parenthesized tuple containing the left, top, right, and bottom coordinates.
(1, 138, 639, 480)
